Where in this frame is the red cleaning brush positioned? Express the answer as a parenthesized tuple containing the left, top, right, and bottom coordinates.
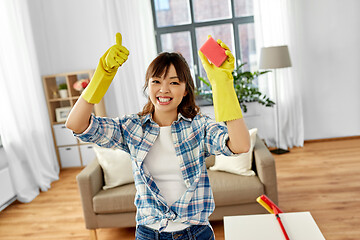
(256, 194, 283, 214)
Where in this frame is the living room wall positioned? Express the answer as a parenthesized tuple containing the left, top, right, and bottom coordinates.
(28, 0, 360, 141)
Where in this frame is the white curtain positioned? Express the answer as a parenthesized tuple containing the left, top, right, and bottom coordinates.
(101, 0, 157, 117)
(0, 0, 59, 202)
(253, 0, 304, 149)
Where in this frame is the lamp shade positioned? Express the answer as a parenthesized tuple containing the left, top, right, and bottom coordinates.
(259, 45, 292, 69)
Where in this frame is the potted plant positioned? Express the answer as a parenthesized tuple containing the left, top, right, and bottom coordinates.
(58, 83, 68, 98)
(197, 63, 275, 113)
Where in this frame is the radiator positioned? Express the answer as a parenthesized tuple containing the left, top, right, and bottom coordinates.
(0, 167, 16, 211)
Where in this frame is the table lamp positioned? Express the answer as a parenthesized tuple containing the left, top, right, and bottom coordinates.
(259, 45, 292, 154)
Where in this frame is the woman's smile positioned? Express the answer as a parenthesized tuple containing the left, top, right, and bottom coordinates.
(157, 96, 173, 105)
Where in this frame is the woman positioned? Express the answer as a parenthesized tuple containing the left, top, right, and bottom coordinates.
(66, 33, 250, 240)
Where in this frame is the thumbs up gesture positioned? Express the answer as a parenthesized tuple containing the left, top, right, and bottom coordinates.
(81, 33, 130, 104)
(103, 33, 130, 72)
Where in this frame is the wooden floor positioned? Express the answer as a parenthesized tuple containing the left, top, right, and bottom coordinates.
(0, 138, 359, 240)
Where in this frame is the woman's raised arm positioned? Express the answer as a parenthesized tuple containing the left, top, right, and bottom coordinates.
(65, 98, 94, 134)
(65, 32, 129, 134)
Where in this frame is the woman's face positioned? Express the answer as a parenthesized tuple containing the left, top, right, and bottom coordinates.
(148, 64, 187, 116)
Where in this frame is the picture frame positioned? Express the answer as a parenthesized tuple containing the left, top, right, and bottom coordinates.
(55, 106, 72, 122)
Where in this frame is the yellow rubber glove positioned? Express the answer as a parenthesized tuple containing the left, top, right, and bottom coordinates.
(82, 33, 129, 104)
(198, 37, 242, 122)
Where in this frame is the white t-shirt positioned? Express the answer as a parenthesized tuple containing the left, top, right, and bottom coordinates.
(143, 126, 190, 232)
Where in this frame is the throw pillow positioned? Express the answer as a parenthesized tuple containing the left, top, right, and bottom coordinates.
(209, 128, 258, 176)
(93, 146, 134, 190)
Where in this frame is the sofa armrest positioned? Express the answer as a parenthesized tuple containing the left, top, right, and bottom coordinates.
(253, 136, 279, 205)
(76, 158, 104, 229)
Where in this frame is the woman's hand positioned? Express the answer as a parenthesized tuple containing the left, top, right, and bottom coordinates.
(198, 37, 235, 86)
(102, 33, 130, 72)
(198, 36, 242, 123)
(82, 32, 129, 104)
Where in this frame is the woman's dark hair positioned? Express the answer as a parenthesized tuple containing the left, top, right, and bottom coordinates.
(139, 52, 199, 119)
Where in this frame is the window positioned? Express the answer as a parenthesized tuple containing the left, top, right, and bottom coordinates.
(151, 0, 257, 91)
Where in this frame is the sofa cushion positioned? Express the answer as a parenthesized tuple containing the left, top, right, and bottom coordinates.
(93, 183, 137, 214)
(207, 170, 264, 207)
(210, 128, 257, 176)
(94, 146, 134, 190)
(93, 170, 265, 214)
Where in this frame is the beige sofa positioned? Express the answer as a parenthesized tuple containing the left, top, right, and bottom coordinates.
(77, 136, 278, 239)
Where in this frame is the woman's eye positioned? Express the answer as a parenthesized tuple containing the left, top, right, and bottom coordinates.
(152, 80, 160, 84)
(171, 82, 180, 85)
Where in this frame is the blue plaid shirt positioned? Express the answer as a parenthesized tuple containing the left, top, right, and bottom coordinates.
(75, 112, 235, 231)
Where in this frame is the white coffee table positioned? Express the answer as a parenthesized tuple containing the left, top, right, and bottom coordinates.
(224, 212, 325, 240)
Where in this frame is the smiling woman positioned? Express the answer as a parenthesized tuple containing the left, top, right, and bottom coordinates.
(66, 29, 250, 238)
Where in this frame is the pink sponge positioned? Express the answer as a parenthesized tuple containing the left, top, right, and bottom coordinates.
(199, 37, 227, 67)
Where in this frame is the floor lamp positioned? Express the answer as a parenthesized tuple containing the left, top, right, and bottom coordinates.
(259, 45, 292, 154)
